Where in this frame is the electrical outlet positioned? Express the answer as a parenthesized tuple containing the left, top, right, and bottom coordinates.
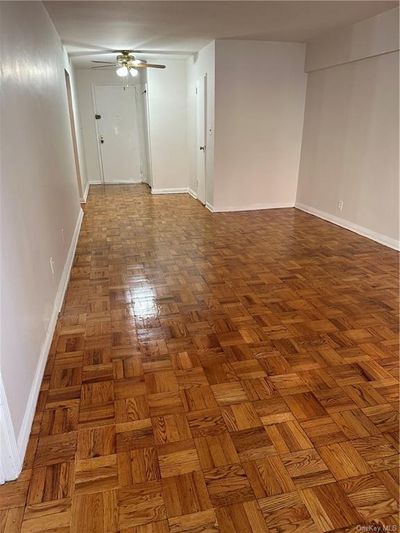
(338, 200, 344, 211)
(49, 257, 55, 276)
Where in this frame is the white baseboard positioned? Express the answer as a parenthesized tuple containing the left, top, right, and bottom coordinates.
(151, 187, 189, 195)
(188, 188, 197, 199)
(211, 202, 295, 213)
(89, 179, 143, 185)
(0, 375, 20, 483)
(205, 202, 214, 212)
(111, 179, 143, 184)
(81, 182, 90, 203)
(295, 202, 400, 251)
(10, 207, 84, 479)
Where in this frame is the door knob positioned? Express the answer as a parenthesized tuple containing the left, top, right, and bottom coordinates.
(100, 136, 104, 144)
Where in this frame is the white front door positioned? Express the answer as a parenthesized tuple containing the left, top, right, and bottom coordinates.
(196, 74, 207, 204)
(94, 85, 141, 183)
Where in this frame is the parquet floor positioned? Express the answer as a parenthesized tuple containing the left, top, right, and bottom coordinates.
(0, 184, 399, 532)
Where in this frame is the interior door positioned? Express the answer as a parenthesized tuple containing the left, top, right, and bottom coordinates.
(94, 85, 141, 183)
(196, 74, 207, 204)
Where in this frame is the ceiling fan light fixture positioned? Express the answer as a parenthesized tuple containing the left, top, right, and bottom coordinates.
(132, 59, 142, 66)
(129, 67, 139, 77)
(116, 65, 129, 77)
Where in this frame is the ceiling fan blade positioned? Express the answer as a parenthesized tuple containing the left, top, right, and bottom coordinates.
(91, 65, 116, 69)
(136, 63, 166, 69)
(92, 60, 116, 64)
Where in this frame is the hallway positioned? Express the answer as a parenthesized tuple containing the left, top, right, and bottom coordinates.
(0, 184, 398, 531)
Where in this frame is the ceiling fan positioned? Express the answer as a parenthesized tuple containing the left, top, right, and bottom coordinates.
(91, 50, 166, 78)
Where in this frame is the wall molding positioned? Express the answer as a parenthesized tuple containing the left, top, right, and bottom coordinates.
(151, 187, 189, 195)
(205, 202, 214, 212)
(0, 374, 20, 483)
(81, 182, 90, 203)
(88, 179, 144, 185)
(295, 202, 400, 251)
(188, 188, 197, 199)
(212, 202, 295, 213)
(10, 207, 84, 480)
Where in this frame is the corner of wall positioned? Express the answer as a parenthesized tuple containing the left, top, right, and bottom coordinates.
(0, 376, 20, 482)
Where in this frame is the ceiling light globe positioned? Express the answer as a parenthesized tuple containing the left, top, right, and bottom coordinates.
(130, 68, 139, 77)
(116, 66, 129, 77)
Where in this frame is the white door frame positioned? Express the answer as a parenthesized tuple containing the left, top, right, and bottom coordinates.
(143, 83, 153, 188)
(195, 73, 207, 205)
(136, 83, 153, 187)
(91, 83, 106, 184)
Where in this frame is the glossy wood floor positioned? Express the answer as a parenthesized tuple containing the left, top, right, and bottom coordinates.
(1, 184, 399, 532)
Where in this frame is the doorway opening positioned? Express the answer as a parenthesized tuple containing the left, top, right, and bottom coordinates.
(65, 70, 84, 199)
(93, 84, 151, 185)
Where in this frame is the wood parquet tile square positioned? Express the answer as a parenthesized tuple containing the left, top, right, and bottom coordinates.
(340, 473, 398, 521)
(265, 420, 312, 453)
(1, 185, 398, 532)
(230, 427, 275, 461)
(118, 448, 161, 486)
(77, 425, 116, 458)
(203, 464, 254, 507)
(186, 408, 228, 437)
(215, 500, 268, 532)
(258, 492, 318, 533)
(75, 454, 119, 495)
(118, 481, 167, 528)
(281, 449, 336, 489)
(22, 499, 72, 533)
(116, 419, 155, 452)
(152, 413, 192, 445)
(300, 415, 347, 447)
(195, 432, 240, 468)
(27, 462, 74, 504)
(300, 483, 363, 531)
(161, 471, 212, 518)
(157, 439, 201, 477)
(34, 432, 77, 467)
(243, 456, 295, 498)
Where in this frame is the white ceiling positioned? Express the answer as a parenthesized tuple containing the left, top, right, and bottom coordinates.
(44, 1, 398, 67)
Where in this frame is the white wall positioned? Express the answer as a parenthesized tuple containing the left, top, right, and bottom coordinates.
(213, 40, 307, 211)
(75, 69, 144, 184)
(147, 59, 189, 192)
(0, 1, 82, 476)
(187, 42, 215, 205)
(297, 8, 399, 249)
